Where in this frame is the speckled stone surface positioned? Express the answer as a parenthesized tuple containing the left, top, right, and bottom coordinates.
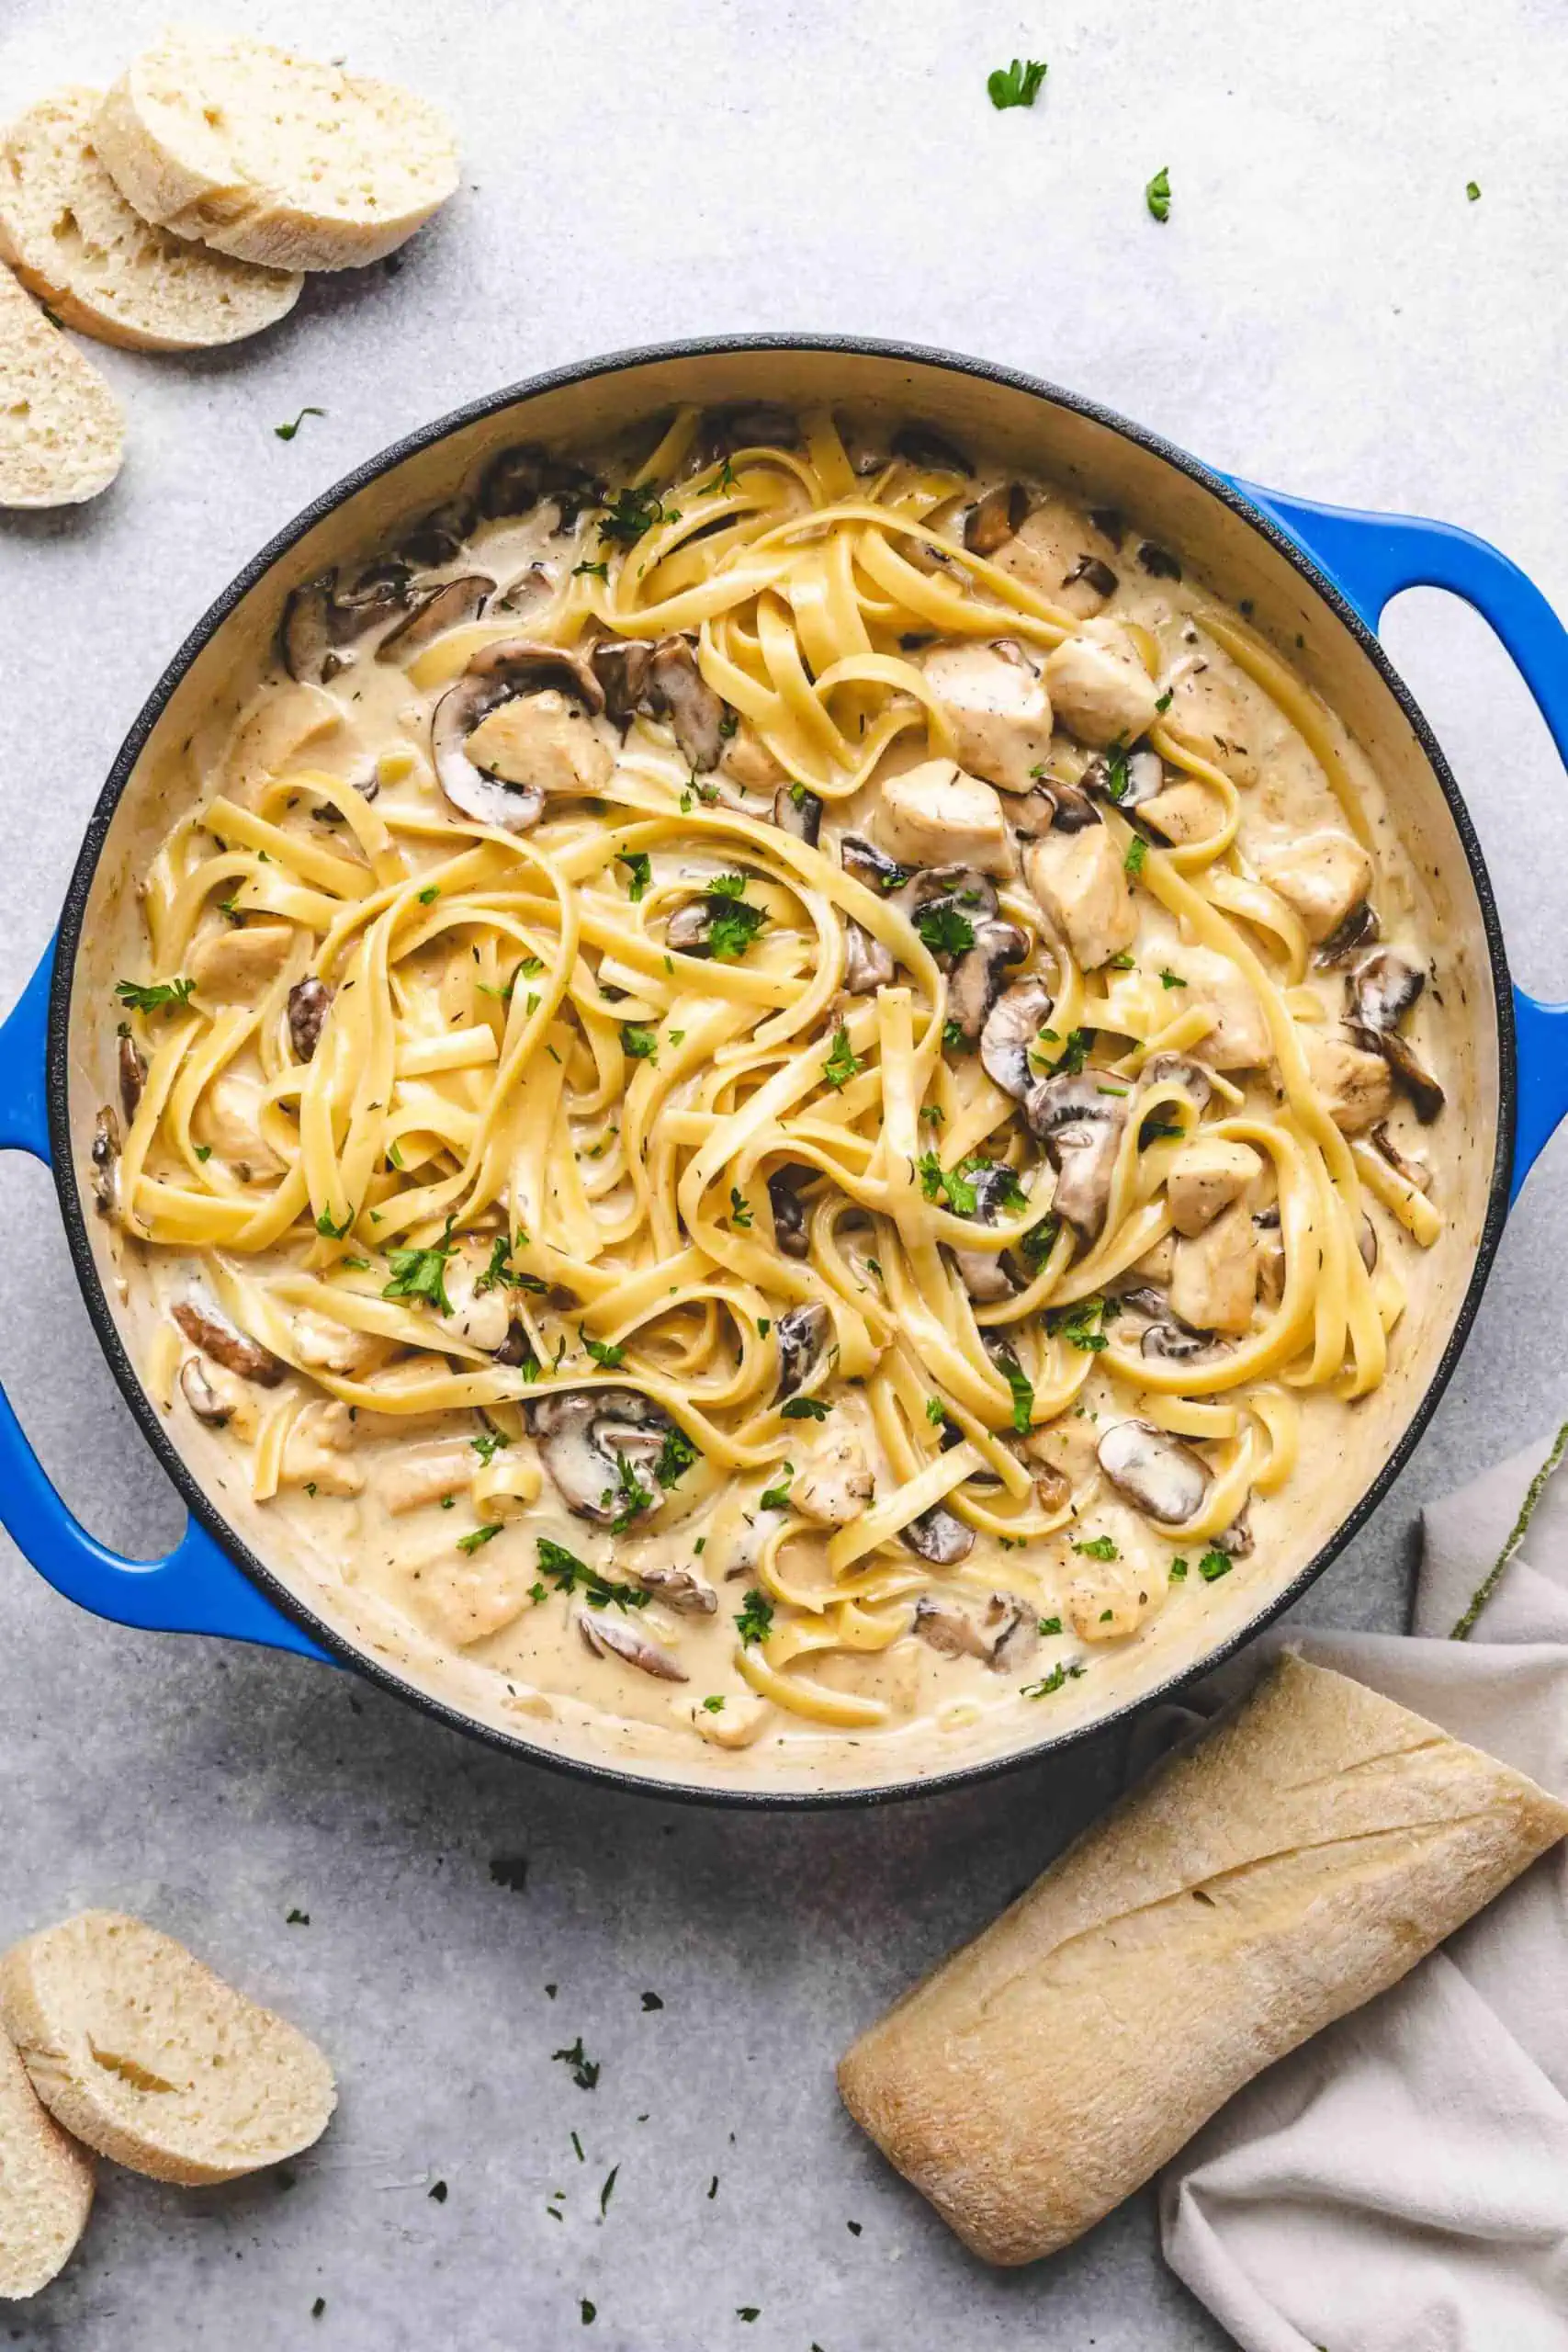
(1, 2, 1566, 2344)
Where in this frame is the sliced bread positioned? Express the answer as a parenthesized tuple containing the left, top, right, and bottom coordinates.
(95, 31, 459, 273)
(0, 2022, 94, 2300)
(0, 87, 301, 353)
(0, 1912, 335, 2187)
(0, 261, 122, 506)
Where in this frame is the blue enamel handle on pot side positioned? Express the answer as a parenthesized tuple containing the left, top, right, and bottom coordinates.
(0, 486, 1564, 1657)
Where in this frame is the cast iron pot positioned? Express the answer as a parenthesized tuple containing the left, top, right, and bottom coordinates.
(3, 337, 1565, 1804)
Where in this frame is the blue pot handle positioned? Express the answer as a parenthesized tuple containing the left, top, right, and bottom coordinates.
(0, 941, 331, 1660)
(1238, 481, 1568, 1202)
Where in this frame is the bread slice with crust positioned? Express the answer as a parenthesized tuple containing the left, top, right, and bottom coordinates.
(95, 31, 459, 272)
(0, 2023, 94, 2299)
(0, 1912, 335, 2186)
(0, 87, 301, 353)
(0, 261, 122, 506)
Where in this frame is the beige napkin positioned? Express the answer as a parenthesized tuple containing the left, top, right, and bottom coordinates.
(1159, 1425, 1568, 2352)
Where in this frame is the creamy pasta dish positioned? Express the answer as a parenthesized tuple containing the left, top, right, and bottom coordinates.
(91, 401, 1448, 1770)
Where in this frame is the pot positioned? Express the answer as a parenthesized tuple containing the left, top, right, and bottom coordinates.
(3, 336, 1565, 1805)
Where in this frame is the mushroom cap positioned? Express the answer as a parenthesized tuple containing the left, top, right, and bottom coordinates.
(431, 637, 604, 832)
(840, 833, 911, 895)
(578, 1610, 688, 1681)
(1024, 1069, 1129, 1239)
(901, 1503, 976, 1566)
(842, 920, 895, 995)
(964, 482, 1030, 556)
(527, 1386, 671, 1523)
(1348, 948, 1424, 1034)
(378, 572, 493, 663)
(775, 1302, 831, 1398)
(1097, 1418, 1210, 1525)
(280, 563, 412, 684)
(945, 919, 1027, 1039)
(773, 781, 823, 846)
(287, 977, 332, 1063)
(647, 636, 727, 772)
(980, 975, 1055, 1101)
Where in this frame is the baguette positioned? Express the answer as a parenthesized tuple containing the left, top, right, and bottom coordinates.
(0, 261, 122, 506)
(0, 2025, 94, 2299)
(0, 88, 301, 353)
(0, 1912, 335, 2187)
(95, 31, 459, 273)
(838, 1653, 1568, 2265)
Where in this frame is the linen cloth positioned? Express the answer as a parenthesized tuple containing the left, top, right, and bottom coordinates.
(1160, 1427, 1568, 2352)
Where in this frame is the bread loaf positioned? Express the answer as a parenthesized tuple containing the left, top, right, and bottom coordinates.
(0, 2025, 94, 2299)
(838, 1654, 1568, 2265)
(0, 260, 122, 505)
(0, 1912, 335, 2186)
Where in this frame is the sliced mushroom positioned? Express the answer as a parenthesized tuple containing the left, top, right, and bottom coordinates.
(1359, 1214, 1379, 1274)
(378, 572, 494, 662)
(1370, 1121, 1432, 1193)
(775, 1302, 830, 1399)
(591, 638, 656, 723)
(840, 834, 911, 895)
(638, 1563, 718, 1615)
(525, 1386, 671, 1524)
(118, 1034, 145, 1123)
(773, 781, 823, 845)
(1141, 1317, 1218, 1364)
(431, 639, 605, 831)
(980, 976, 1055, 1101)
(843, 920, 895, 995)
(1062, 553, 1120, 599)
(1027, 775, 1100, 832)
(1023, 1070, 1129, 1241)
(280, 563, 411, 684)
(705, 403, 801, 455)
(912, 1590, 1035, 1669)
(288, 978, 332, 1063)
(578, 1609, 689, 1682)
(964, 482, 1030, 555)
(1141, 1052, 1214, 1111)
(946, 919, 1027, 1040)
(1083, 746, 1165, 808)
(893, 864, 1000, 928)
(1315, 899, 1381, 967)
(171, 1301, 286, 1386)
(1347, 951, 1444, 1122)
(767, 1168, 812, 1260)
(1097, 1419, 1211, 1524)
(476, 443, 548, 519)
(1213, 1504, 1255, 1559)
(178, 1356, 232, 1426)
(892, 424, 970, 474)
(901, 1504, 976, 1566)
(949, 1164, 1026, 1303)
(647, 637, 727, 771)
(397, 496, 478, 569)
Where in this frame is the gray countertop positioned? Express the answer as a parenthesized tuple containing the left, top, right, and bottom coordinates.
(3, 2, 1566, 2344)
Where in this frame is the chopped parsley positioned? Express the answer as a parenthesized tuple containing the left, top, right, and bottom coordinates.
(760, 1463, 795, 1511)
(457, 1523, 502, 1555)
(599, 2165, 619, 2215)
(1019, 1214, 1061, 1270)
(1168, 1557, 1190, 1582)
(1032, 1024, 1091, 1076)
(1145, 165, 1172, 223)
(1038, 1614, 1063, 1635)
(706, 891, 767, 962)
(823, 1024, 863, 1090)
(116, 976, 194, 1015)
(925, 1396, 945, 1426)
(994, 1345, 1034, 1435)
(1050, 1295, 1112, 1352)
(274, 406, 324, 441)
(552, 2037, 601, 2090)
(1072, 1534, 1119, 1562)
(470, 1430, 511, 1466)
(618, 851, 651, 901)
(655, 1426, 699, 1489)
(1102, 742, 1132, 803)
(598, 484, 678, 546)
(608, 1452, 653, 1533)
(729, 1185, 753, 1228)
(315, 1206, 352, 1239)
(942, 1018, 975, 1054)
(701, 1695, 726, 1713)
(914, 901, 975, 957)
(1198, 1548, 1234, 1582)
(1124, 834, 1148, 876)
(1158, 967, 1188, 989)
(780, 1396, 829, 1421)
(621, 1023, 659, 1064)
(1466, 179, 1482, 201)
(474, 1231, 537, 1294)
(536, 1538, 649, 1611)
(987, 55, 1048, 109)
(382, 1229, 456, 1315)
(1022, 1660, 1086, 1698)
(193, 1143, 212, 1162)
(583, 1334, 626, 1369)
(416, 884, 440, 905)
(735, 1589, 774, 1646)
(572, 559, 610, 579)
(1155, 687, 1174, 713)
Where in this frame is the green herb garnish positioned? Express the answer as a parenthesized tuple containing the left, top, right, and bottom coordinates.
(823, 1024, 863, 1091)
(457, 1522, 502, 1555)
(1145, 166, 1172, 223)
(584, 1335, 626, 1369)
(536, 1537, 649, 1610)
(274, 406, 325, 442)
(1073, 1534, 1119, 1562)
(382, 1229, 456, 1315)
(598, 484, 679, 546)
(1021, 1660, 1086, 1698)
(914, 901, 976, 957)
(553, 2037, 601, 2089)
(780, 1396, 829, 1422)
(995, 1345, 1034, 1435)
(619, 851, 651, 901)
(729, 1185, 753, 1228)
(1124, 834, 1148, 876)
(655, 1426, 699, 1488)
(621, 1023, 659, 1064)
(987, 56, 1048, 109)
(1198, 1548, 1234, 1582)
(116, 976, 194, 1015)
(735, 1589, 774, 1645)
(759, 1464, 795, 1511)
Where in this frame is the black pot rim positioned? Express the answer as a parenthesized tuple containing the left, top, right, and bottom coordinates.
(46, 333, 1517, 1810)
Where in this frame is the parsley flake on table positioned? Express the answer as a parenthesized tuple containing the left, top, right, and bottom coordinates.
(1145, 166, 1172, 222)
(489, 1853, 530, 1892)
(640, 1990, 664, 2011)
(1466, 179, 1482, 201)
(428, 2179, 448, 2203)
(987, 56, 1048, 110)
(553, 2036, 602, 2090)
(274, 405, 324, 441)
(599, 2165, 619, 2215)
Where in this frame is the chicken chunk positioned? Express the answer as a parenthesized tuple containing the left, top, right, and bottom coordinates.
(434, 1246, 514, 1354)
(1043, 619, 1160, 749)
(1023, 826, 1137, 970)
(993, 500, 1120, 617)
(381, 1439, 477, 1515)
(188, 922, 293, 1003)
(1166, 1137, 1262, 1237)
(873, 758, 1017, 877)
(793, 1422, 874, 1527)
(1161, 659, 1260, 785)
(281, 1400, 365, 1497)
(289, 1309, 383, 1377)
(921, 641, 1054, 795)
(682, 1691, 772, 1749)
(416, 1544, 533, 1647)
(1141, 780, 1226, 846)
(1066, 1575, 1149, 1642)
(1305, 1033, 1394, 1133)
(193, 1072, 284, 1176)
(1258, 831, 1374, 944)
(1162, 944, 1269, 1069)
(720, 722, 790, 796)
(465, 689, 614, 796)
(1169, 1198, 1258, 1336)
